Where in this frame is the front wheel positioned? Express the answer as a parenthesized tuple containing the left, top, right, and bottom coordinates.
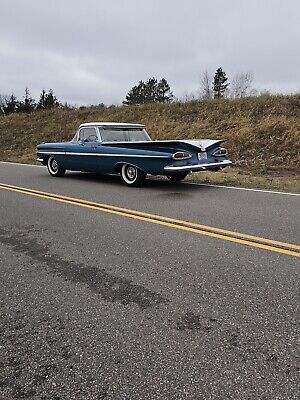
(47, 156, 66, 177)
(121, 164, 146, 187)
(166, 172, 188, 182)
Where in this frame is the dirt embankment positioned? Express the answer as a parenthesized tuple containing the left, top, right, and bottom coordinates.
(0, 95, 299, 174)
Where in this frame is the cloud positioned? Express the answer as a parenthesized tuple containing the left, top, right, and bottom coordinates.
(1, 0, 299, 104)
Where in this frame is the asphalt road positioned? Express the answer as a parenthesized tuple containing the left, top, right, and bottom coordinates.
(0, 162, 299, 400)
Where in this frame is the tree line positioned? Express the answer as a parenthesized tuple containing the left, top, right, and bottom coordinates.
(0, 88, 60, 116)
(0, 67, 263, 115)
(123, 68, 254, 105)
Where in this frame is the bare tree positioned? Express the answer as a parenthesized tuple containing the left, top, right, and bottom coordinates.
(199, 71, 213, 100)
(181, 91, 197, 102)
(0, 94, 9, 115)
(230, 72, 253, 98)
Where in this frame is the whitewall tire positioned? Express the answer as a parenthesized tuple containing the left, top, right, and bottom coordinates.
(121, 164, 146, 187)
(47, 156, 66, 177)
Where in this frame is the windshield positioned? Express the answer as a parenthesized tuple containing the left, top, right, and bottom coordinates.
(100, 128, 151, 142)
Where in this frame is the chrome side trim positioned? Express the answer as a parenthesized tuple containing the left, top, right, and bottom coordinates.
(164, 160, 232, 172)
(36, 157, 44, 162)
(66, 152, 171, 158)
(37, 151, 66, 155)
(38, 151, 170, 159)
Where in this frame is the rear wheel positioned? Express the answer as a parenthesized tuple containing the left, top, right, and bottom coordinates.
(47, 156, 66, 177)
(166, 172, 188, 182)
(121, 164, 146, 187)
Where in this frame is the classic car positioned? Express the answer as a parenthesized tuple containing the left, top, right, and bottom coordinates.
(36, 122, 232, 186)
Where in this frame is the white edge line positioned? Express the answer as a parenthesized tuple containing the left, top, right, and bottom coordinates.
(184, 181, 300, 197)
(0, 161, 44, 168)
(1, 161, 299, 197)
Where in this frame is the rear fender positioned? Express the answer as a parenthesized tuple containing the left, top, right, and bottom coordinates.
(205, 142, 228, 161)
(114, 161, 147, 174)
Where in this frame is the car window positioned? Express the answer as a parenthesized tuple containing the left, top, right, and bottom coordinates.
(127, 129, 151, 141)
(100, 130, 127, 142)
(78, 127, 98, 142)
(100, 128, 151, 142)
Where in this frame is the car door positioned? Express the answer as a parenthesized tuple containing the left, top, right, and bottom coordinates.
(93, 128, 128, 173)
(65, 127, 100, 172)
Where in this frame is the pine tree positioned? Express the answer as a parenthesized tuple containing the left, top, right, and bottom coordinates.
(123, 78, 173, 105)
(44, 89, 60, 108)
(36, 89, 60, 109)
(157, 78, 174, 103)
(19, 88, 36, 112)
(144, 78, 158, 103)
(3, 94, 19, 114)
(123, 81, 146, 105)
(36, 89, 46, 109)
(213, 67, 230, 98)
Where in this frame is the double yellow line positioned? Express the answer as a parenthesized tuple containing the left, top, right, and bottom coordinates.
(1, 182, 300, 258)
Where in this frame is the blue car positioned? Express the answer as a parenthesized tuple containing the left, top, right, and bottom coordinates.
(36, 122, 232, 186)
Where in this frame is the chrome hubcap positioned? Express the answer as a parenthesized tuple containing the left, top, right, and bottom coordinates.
(126, 166, 136, 180)
(51, 159, 58, 172)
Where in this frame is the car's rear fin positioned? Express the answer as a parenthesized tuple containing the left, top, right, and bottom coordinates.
(212, 147, 228, 157)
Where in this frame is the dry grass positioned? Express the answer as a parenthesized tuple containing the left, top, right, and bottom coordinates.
(0, 95, 299, 191)
(187, 167, 300, 193)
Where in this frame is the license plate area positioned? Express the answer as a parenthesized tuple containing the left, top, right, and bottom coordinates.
(198, 152, 207, 160)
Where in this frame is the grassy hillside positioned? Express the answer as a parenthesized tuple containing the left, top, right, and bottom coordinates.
(0, 95, 299, 173)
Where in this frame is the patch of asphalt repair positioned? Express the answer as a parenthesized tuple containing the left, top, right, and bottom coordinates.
(0, 226, 167, 310)
(176, 310, 217, 333)
(175, 311, 299, 377)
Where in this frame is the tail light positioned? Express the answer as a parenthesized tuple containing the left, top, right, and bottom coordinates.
(172, 151, 192, 160)
(212, 147, 227, 157)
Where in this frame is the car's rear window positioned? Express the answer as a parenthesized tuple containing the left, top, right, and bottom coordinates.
(101, 130, 127, 142)
(100, 128, 151, 142)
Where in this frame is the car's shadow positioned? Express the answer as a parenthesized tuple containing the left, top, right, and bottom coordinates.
(62, 171, 211, 194)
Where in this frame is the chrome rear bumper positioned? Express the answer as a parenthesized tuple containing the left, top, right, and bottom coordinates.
(164, 160, 232, 172)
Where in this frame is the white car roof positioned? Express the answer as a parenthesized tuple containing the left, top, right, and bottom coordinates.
(79, 122, 145, 128)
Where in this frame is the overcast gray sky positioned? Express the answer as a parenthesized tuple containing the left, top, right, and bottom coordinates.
(1, 0, 299, 105)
